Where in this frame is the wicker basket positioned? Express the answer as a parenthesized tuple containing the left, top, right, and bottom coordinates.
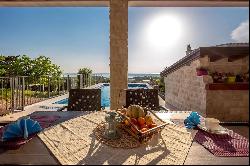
(117, 108, 168, 143)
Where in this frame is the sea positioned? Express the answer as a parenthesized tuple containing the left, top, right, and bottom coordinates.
(63, 73, 160, 78)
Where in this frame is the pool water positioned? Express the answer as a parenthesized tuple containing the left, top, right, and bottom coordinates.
(54, 83, 148, 107)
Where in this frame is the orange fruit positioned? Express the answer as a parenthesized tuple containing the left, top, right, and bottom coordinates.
(145, 115, 153, 125)
(141, 128, 148, 133)
(124, 119, 130, 126)
(150, 123, 157, 128)
(137, 117, 145, 126)
(140, 124, 148, 129)
(130, 118, 138, 125)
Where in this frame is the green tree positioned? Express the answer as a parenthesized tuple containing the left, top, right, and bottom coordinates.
(0, 55, 19, 76)
(0, 55, 62, 78)
(31, 56, 62, 78)
(0, 55, 6, 76)
(11, 55, 33, 76)
(0, 54, 62, 89)
(78, 68, 92, 75)
(28, 56, 62, 88)
(159, 76, 165, 93)
(78, 67, 93, 87)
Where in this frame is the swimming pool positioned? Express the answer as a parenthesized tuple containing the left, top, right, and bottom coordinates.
(53, 83, 149, 107)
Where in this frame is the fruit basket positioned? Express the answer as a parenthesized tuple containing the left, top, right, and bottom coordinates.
(116, 105, 168, 143)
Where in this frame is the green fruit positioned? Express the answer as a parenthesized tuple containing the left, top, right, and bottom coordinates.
(127, 106, 132, 117)
(131, 105, 137, 118)
(138, 106, 145, 118)
(130, 105, 138, 118)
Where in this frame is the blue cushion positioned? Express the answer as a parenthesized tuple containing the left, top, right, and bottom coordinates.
(184, 112, 201, 129)
(2, 117, 42, 141)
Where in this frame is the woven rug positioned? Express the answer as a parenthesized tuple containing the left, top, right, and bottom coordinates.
(0, 115, 61, 149)
(194, 129, 249, 157)
(38, 111, 193, 165)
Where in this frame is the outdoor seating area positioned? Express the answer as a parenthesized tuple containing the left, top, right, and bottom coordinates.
(0, 88, 249, 165)
(0, 0, 249, 165)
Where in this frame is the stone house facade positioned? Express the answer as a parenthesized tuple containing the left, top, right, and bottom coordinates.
(161, 43, 249, 122)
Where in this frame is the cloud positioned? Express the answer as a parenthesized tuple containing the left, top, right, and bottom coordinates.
(231, 20, 249, 42)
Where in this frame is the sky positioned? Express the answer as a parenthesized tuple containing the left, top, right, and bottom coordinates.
(0, 7, 249, 74)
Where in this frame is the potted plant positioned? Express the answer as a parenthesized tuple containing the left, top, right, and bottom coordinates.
(196, 67, 208, 76)
(242, 71, 249, 82)
(227, 72, 236, 84)
(210, 72, 219, 83)
(236, 74, 244, 82)
(211, 72, 226, 83)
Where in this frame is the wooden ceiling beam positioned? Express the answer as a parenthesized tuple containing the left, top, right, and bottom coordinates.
(202, 47, 249, 62)
(228, 54, 248, 62)
(209, 56, 225, 62)
(0, 0, 248, 7)
(0, 0, 109, 7)
(128, 0, 249, 7)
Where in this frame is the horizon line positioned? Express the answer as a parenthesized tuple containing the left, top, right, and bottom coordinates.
(63, 72, 160, 74)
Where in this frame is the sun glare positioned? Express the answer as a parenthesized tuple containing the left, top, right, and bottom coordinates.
(146, 14, 182, 49)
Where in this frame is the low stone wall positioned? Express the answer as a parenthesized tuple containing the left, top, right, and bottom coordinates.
(206, 90, 249, 122)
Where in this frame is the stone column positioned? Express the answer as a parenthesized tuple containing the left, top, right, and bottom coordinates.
(109, 0, 128, 109)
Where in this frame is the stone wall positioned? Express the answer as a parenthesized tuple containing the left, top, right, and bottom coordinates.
(164, 58, 212, 116)
(206, 90, 249, 122)
(164, 55, 249, 121)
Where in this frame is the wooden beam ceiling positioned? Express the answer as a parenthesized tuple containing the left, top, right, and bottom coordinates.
(128, 0, 249, 7)
(0, 0, 109, 7)
(201, 47, 249, 62)
(0, 0, 248, 7)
